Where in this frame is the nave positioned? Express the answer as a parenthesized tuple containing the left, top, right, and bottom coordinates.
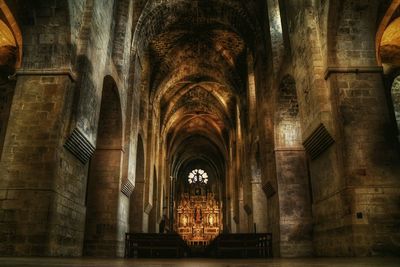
(1, 0, 400, 261)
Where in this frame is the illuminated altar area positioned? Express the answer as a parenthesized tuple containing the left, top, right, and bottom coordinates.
(175, 169, 223, 246)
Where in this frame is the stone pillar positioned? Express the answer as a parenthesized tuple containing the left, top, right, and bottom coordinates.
(148, 200, 158, 233)
(143, 204, 150, 233)
(328, 68, 400, 255)
(251, 180, 268, 232)
(238, 186, 247, 233)
(83, 149, 123, 257)
(117, 193, 129, 257)
(129, 181, 145, 233)
(0, 74, 87, 256)
(275, 148, 313, 257)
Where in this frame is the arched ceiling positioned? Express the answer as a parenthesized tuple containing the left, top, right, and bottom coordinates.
(170, 135, 225, 183)
(133, 0, 260, 57)
(133, 0, 264, 186)
(380, 16, 400, 65)
(0, 20, 15, 46)
(149, 26, 247, 94)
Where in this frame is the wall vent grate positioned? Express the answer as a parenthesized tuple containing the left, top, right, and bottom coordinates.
(303, 123, 334, 160)
(64, 128, 95, 164)
(121, 180, 134, 197)
(263, 182, 276, 198)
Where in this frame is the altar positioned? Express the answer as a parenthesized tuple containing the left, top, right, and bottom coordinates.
(175, 192, 222, 246)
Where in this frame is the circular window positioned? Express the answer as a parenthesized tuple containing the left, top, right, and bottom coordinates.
(188, 169, 208, 184)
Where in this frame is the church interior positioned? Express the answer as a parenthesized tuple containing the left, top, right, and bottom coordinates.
(1, 0, 400, 265)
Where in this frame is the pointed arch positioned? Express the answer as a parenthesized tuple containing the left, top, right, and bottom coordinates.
(129, 134, 146, 233)
(0, 0, 22, 67)
(84, 76, 123, 257)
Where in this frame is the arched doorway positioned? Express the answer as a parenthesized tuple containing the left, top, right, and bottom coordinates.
(83, 76, 123, 257)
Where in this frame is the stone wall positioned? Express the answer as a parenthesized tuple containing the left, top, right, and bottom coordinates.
(0, 0, 139, 257)
(325, 0, 400, 256)
(0, 75, 78, 256)
(83, 77, 125, 257)
(275, 150, 312, 257)
(273, 74, 312, 257)
(329, 70, 400, 255)
(281, 1, 342, 257)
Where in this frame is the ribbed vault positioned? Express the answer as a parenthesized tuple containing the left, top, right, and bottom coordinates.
(132, 0, 263, 226)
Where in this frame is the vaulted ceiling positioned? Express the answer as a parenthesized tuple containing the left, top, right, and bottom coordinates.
(133, 0, 265, 188)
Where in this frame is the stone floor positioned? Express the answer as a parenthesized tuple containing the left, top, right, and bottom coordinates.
(1, 257, 400, 267)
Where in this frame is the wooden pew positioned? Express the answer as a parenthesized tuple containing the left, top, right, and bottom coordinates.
(206, 233, 272, 258)
(125, 233, 189, 258)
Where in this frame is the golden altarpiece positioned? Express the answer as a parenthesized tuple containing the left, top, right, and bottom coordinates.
(175, 190, 222, 246)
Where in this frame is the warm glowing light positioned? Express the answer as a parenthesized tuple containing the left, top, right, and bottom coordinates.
(0, 20, 16, 46)
(381, 17, 400, 47)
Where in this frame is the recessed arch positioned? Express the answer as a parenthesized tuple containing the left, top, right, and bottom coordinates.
(0, 20, 15, 46)
(376, 1, 400, 66)
(0, 0, 22, 67)
(149, 165, 159, 232)
(379, 16, 400, 68)
(0, 2, 20, 158)
(129, 134, 146, 233)
(135, 135, 145, 183)
(84, 76, 123, 257)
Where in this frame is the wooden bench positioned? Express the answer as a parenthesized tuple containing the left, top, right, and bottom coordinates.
(207, 233, 272, 258)
(125, 233, 189, 258)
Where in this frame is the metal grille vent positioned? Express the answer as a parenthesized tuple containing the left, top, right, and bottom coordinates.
(303, 123, 334, 160)
(121, 180, 134, 197)
(263, 182, 276, 198)
(64, 128, 95, 164)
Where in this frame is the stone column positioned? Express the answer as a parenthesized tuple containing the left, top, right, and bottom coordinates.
(251, 180, 268, 232)
(83, 148, 123, 257)
(275, 148, 313, 257)
(328, 68, 400, 255)
(0, 74, 87, 256)
(129, 181, 145, 233)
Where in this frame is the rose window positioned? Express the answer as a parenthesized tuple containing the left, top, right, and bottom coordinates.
(188, 169, 208, 184)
